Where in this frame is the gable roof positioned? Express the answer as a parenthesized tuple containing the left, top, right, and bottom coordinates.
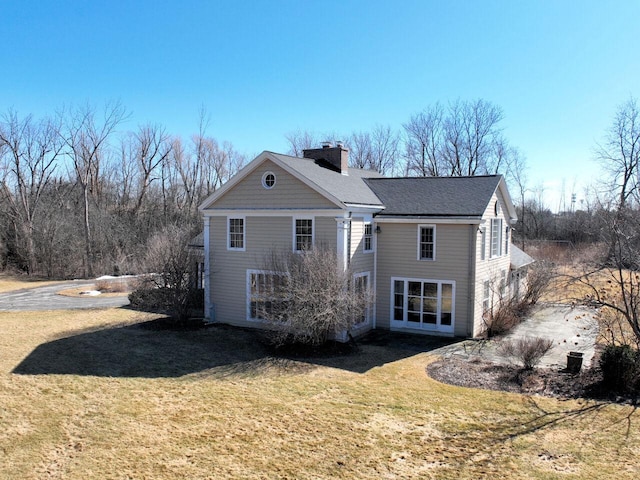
(199, 151, 385, 211)
(199, 151, 517, 222)
(365, 175, 513, 218)
(270, 152, 385, 207)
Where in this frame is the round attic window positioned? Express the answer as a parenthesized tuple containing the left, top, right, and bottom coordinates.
(494, 201, 501, 216)
(262, 171, 276, 189)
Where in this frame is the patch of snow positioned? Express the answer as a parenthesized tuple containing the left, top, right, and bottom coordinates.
(79, 290, 101, 296)
(95, 274, 136, 280)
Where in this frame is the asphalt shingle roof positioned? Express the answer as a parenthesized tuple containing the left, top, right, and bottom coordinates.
(269, 152, 385, 207)
(364, 175, 503, 217)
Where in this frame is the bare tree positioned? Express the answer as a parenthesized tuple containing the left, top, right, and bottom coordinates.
(0, 110, 63, 274)
(347, 125, 399, 175)
(131, 123, 172, 215)
(348, 131, 373, 169)
(402, 99, 508, 178)
(62, 102, 127, 278)
(443, 99, 505, 176)
(506, 148, 528, 249)
(596, 97, 640, 210)
(285, 130, 319, 157)
(403, 104, 445, 176)
(573, 98, 640, 347)
(369, 124, 400, 175)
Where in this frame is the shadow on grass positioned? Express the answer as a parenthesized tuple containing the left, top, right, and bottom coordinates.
(12, 318, 458, 378)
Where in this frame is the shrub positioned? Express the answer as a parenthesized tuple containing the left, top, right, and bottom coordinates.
(95, 278, 130, 293)
(128, 225, 201, 323)
(484, 298, 532, 337)
(260, 246, 372, 347)
(498, 336, 554, 370)
(599, 344, 640, 393)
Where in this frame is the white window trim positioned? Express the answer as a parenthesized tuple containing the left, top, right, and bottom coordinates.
(262, 171, 276, 189)
(363, 222, 373, 253)
(490, 218, 503, 258)
(246, 269, 284, 322)
(390, 276, 455, 333)
(417, 224, 436, 261)
(353, 271, 371, 327)
(482, 280, 491, 314)
(293, 216, 314, 253)
(227, 216, 246, 252)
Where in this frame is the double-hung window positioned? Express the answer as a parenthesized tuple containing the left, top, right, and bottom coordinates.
(490, 218, 503, 258)
(294, 218, 313, 252)
(363, 223, 373, 252)
(418, 225, 435, 261)
(228, 217, 245, 251)
(247, 270, 286, 321)
(482, 280, 491, 314)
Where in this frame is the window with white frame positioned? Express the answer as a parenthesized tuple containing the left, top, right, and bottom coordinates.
(363, 222, 373, 252)
(247, 270, 286, 321)
(499, 270, 507, 297)
(504, 226, 510, 255)
(418, 225, 435, 260)
(294, 218, 313, 252)
(353, 272, 370, 325)
(490, 218, 503, 258)
(482, 280, 491, 313)
(392, 278, 454, 331)
(228, 217, 245, 250)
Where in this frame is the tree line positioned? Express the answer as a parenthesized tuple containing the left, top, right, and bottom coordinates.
(0, 103, 245, 278)
(2, 96, 635, 280)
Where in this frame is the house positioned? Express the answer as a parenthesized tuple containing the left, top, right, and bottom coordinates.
(198, 144, 530, 338)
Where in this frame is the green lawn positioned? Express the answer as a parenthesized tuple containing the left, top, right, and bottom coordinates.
(0, 307, 638, 479)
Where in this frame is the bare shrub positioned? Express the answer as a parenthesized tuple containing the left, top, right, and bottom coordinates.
(95, 278, 131, 293)
(521, 260, 555, 305)
(498, 336, 554, 370)
(128, 225, 199, 322)
(260, 246, 372, 347)
(484, 298, 524, 337)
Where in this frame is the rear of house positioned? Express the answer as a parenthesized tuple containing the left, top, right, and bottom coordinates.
(199, 146, 526, 339)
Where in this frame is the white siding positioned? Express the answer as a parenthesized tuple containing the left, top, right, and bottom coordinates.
(472, 190, 513, 336)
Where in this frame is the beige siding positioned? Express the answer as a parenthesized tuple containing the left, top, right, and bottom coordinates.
(209, 160, 339, 210)
(375, 222, 475, 337)
(349, 217, 374, 274)
(315, 216, 337, 247)
(209, 214, 339, 328)
(472, 190, 513, 336)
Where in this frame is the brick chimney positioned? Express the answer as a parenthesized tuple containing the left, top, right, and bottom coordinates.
(303, 141, 349, 175)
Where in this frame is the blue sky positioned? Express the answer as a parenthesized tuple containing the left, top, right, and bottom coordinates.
(2, 1, 639, 210)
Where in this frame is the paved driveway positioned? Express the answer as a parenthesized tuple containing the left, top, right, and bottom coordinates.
(0, 281, 130, 311)
(435, 304, 599, 369)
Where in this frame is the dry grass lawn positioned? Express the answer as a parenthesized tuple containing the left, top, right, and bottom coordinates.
(0, 274, 65, 293)
(0, 307, 639, 479)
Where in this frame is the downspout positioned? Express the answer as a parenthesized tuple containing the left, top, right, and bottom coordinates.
(372, 216, 378, 330)
(347, 212, 352, 268)
(467, 224, 477, 338)
(203, 216, 212, 322)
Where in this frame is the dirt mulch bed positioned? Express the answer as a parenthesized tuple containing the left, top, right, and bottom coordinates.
(427, 357, 637, 404)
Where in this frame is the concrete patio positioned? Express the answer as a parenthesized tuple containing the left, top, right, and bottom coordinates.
(435, 304, 599, 370)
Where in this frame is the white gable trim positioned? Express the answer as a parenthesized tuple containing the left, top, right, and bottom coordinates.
(495, 176, 518, 223)
(198, 151, 347, 211)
